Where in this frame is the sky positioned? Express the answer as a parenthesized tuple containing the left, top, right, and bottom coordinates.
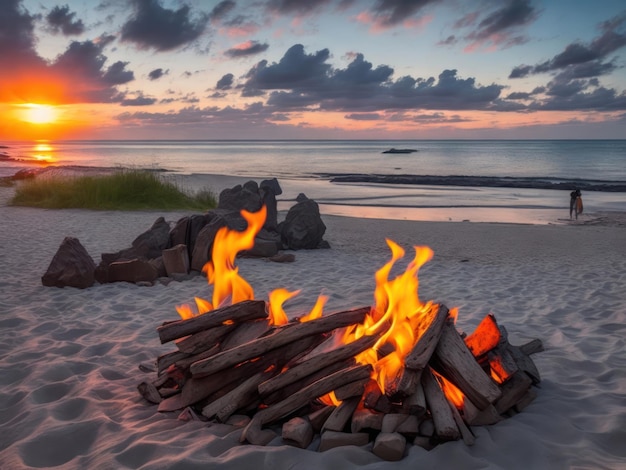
(1, 0, 625, 140)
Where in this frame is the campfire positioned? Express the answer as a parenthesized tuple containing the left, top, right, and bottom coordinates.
(138, 206, 543, 461)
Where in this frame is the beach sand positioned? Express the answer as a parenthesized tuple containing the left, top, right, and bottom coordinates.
(0, 181, 625, 469)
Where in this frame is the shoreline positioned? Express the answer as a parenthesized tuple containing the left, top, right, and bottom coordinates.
(2, 168, 626, 227)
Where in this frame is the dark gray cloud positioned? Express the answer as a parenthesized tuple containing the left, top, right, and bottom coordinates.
(120, 94, 157, 106)
(0, 0, 46, 71)
(466, 0, 537, 44)
(369, 0, 438, 27)
(264, 0, 337, 16)
(344, 113, 382, 120)
(243, 45, 505, 112)
(148, 68, 168, 80)
(509, 12, 626, 79)
(209, 0, 236, 21)
(46, 4, 85, 35)
(121, 0, 210, 51)
(244, 44, 331, 91)
(529, 83, 626, 111)
(216, 73, 234, 90)
(225, 40, 269, 58)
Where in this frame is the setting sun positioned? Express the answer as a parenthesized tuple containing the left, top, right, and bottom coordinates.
(19, 104, 58, 124)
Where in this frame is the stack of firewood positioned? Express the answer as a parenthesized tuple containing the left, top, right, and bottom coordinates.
(138, 300, 542, 461)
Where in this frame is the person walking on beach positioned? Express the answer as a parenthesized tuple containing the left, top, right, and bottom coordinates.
(569, 189, 583, 219)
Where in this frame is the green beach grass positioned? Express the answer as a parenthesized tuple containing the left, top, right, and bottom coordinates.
(9, 169, 217, 211)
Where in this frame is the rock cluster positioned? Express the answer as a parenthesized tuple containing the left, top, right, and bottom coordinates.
(41, 178, 329, 288)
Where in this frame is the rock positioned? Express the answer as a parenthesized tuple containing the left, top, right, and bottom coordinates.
(190, 215, 228, 272)
(269, 253, 295, 263)
(372, 432, 406, 461)
(162, 244, 189, 276)
(280, 195, 326, 250)
(131, 217, 171, 259)
(218, 182, 263, 213)
(169, 214, 211, 258)
(106, 258, 158, 283)
(241, 238, 278, 258)
(42, 237, 96, 288)
(260, 178, 282, 231)
(318, 431, 369, 452)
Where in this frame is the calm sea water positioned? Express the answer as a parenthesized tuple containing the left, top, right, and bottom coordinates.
(2, 140, 625, 224)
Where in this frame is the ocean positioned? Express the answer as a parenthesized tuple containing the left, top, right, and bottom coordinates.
(2, 140, 625, 224)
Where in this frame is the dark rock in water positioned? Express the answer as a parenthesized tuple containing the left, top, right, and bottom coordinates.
(280, 194, 327, 250)
(42, 237, 96, 288)
(132, 217, 171, 259)
(382, 148, 418, 154)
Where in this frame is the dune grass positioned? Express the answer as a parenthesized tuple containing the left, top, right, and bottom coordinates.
(9, 169, 217, 211)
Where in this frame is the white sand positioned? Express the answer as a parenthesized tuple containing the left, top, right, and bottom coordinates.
(1, 183, 625, 469)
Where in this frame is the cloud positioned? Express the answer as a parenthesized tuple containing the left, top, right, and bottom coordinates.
(46, 4, 86, 35)
(243, 44, 505, 112)
(463, 0, 538, 51)
(216, 73, 235, 90)
(509, 12, 626, 78)
(225, 40, 270, 58)
(209, 0, 236, 22)
(367, 0, 438, 28)
(120, 94, 157, 106)
(120, 0, 210, 51)
(264, 0, 337, 16)
(344, 113, 383, 120)
(244, 44, 331, 91)
(148, 68, 168, 80)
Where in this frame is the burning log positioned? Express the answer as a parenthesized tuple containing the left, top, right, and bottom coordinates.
(175, 323, 235, 354)
(246, 364, 373, 431)
(405, 304, 450, 370)
(322, 396, 360, 432)
(262, 358, 354, 405)
(190, 307, 370, 378)
(201, 369, 274, 422)
(258, 332, 380, 397)
(421, 367, 460, 441)
(158, 300, 267, 344)
(433, 320, 502, 410)
(179, 332, 326, 408)
(138, 208, 546, 460)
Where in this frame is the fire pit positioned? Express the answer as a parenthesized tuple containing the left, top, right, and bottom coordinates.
(138, 206, 543, 461)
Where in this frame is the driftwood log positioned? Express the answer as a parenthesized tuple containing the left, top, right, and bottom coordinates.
(139, 301, 544, 461)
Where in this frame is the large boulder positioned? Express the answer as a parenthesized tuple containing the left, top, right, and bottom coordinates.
(218, 181, 263, 213)
(42, 237, 96, 288)
(106, 258, 159, 283)
(279, 194, 327, 250)
(169, 214, 211, 258)
(131, 217, 171, 259)
(260, 178, 282, 231)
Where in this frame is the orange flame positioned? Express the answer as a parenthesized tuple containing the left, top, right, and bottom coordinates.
(205, 206, 267, 309)
(176, 206, 329, 325)
(433, 370, 465, 409)
(299, 294, 328, 322)
(268, 288, 300, 326)
(341, 239, 437, 393)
